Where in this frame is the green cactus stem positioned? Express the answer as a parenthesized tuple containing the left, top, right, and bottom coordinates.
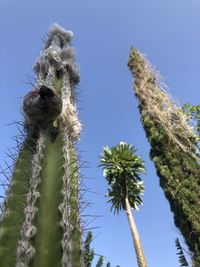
(0, 138, 37, 267)
(0, 24, 84, 267)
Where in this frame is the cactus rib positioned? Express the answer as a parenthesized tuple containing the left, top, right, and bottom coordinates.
(0, 24, 84, 267)
(0, 138, 37, 267)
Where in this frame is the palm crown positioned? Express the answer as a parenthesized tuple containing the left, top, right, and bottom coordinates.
(100, 142, 145, 213)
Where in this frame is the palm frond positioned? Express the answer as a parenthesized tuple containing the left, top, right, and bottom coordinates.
(100, 142, 145, 213)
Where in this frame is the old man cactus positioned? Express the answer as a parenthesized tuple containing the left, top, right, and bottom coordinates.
(0, 24, 84, 267)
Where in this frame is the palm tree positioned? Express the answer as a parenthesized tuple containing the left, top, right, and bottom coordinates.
(99, 142, 147, 267)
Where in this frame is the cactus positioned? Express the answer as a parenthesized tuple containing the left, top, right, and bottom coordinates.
(128, 48, 200, 264)
(0, 24, 84, 267)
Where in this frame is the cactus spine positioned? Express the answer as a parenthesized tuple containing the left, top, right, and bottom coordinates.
(0, 24, 84, 267)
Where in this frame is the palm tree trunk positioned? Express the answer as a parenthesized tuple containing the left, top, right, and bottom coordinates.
(125, 197, 147, 267)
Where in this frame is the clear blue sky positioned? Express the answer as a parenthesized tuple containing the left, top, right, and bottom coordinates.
(0, 1, 200, 266)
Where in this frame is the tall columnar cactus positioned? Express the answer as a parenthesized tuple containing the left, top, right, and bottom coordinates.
(0, 24, 84, 267)
(128, 48, 200, 265)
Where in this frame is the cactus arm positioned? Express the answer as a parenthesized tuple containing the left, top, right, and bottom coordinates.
(29, 38, 82, 266)
(29, 75, 71, 267)
(69, 149, 83, 266)
(0, 138, 37, 267)
(30, 133, 64, 267)
(16, 133, 46, 267)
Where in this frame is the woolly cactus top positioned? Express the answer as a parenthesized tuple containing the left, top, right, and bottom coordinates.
(44, 24, 74, 49)
(128, 48, 199, 161)
(24, 23, 82, 141)
(33, 23, 80, 87)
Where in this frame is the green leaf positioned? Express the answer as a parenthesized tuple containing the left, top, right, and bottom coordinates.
(99, 142, 145, 214)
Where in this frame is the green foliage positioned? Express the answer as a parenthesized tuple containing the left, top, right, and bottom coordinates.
(100, 142, 145, 213)
(100, 142, 145, 182)
(175, 238, 189, 267)
(96, 255, 104, 267)
(182, 103, 200, 140)
(106, 179, 144, 213)
(128, 48, 200, 263)
(83, 232, 120, 267)
(105, 263, 120, 267)
(84, 231, 95, 267)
